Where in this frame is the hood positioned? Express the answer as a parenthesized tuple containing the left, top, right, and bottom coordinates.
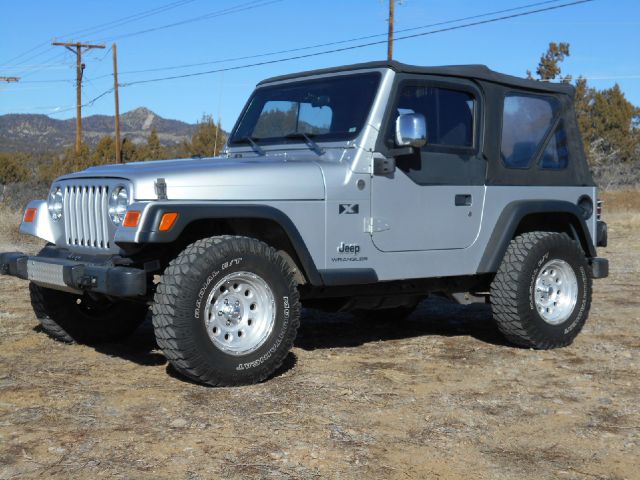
(59, 156, 326, 201)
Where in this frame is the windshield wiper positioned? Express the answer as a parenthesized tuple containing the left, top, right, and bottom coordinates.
(234, 136, 265, 156)
(285, 132, 325, 156)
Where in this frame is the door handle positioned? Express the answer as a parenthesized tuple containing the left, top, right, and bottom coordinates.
(455, 194, 472, 206)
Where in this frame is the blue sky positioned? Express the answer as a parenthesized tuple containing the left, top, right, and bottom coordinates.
(1, 0, 638, 131)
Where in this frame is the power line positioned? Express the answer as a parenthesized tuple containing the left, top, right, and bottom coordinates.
(0, 41, 52, 67)
(0, 0, 198, 82)
(59, 0, 197, 42)
(120, 0, 594, 88)
(0, 104, 75, 112)
(92, 0, 573, 79)
(100, 0, 285, 43)
(580, 75, 640, 80)
(17, 42, 111, 81)
(4, 0, 284, 82)
(0, 0, 197, 68)
(0, 62, 69, 70)
(3, 48, 62, 74)
(13, 51, 73, 81)
(48, 87, 115, 116)
(19, 79, 72, 84)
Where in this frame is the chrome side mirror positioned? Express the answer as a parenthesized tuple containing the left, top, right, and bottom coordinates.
(395, 113, 427, 148)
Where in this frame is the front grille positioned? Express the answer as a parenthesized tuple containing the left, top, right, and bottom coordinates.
(62, 185, 111, 249)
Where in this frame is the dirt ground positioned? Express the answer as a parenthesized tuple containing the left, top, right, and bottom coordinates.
(0, 193, 638, 480)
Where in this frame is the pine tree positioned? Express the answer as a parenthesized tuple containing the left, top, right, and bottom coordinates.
(146, 128, 162, 160)
(92, 136, 116, 164)
(189, 114, 226, 157)
(527, 42, 572, 83)
(121, 137, 140, 163)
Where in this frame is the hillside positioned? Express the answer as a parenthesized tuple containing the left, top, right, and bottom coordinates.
(0, 107, 197, 152)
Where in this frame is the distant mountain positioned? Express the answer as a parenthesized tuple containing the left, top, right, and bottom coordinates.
(0, 107, 198, 152)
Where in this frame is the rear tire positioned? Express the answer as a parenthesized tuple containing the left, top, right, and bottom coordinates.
(30, 283, 147, 344)
(152, 236, 301, 387)
(490, 232, 592, 349)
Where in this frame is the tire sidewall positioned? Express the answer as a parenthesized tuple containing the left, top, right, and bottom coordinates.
(180, 247, 295, 377)
(519, 235, 590, 341)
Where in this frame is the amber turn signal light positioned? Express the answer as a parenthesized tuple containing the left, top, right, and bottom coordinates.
(23, 208, 37, 223)
(123, 210, 142, 227)
(159, 212, 179, 232)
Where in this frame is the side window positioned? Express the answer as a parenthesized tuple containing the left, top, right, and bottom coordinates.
(539, 123, 569, 170)
(394, 85, 475, 148)
(501, 94, 559, 168)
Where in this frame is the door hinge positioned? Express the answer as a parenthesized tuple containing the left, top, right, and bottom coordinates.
(365, 217, 390, 233)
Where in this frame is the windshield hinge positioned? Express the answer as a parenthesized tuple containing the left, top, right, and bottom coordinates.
(364, 217, 390, 233)
(154, 178, 167, 200)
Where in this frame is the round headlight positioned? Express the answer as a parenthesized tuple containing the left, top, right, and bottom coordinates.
(48, 187, 64, 221)
(108, 186, 129, 225)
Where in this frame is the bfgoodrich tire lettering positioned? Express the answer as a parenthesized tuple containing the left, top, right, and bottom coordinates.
(490, 232, 592, 349)
(152, 235, 301, 387)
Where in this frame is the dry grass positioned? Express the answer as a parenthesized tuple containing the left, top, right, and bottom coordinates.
(0, 206, 43, 253)
(0, 206, 25, 245)
(601, 188, 640, 212)
(601, 189, 640, 231)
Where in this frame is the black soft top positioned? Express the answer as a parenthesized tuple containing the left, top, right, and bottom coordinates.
(259, 60, 575, 96)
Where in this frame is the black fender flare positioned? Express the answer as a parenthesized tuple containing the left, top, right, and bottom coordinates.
(477, 200, 596, 274)
(122, 203, 323, 286)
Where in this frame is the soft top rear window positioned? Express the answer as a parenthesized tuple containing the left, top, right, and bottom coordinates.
(230, 73, 381, 145)
(501, 93, 560, 169)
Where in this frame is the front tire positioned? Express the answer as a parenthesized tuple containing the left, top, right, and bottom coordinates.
(30, 283, 147, 344)
(152, 236, 301, 387)
(490, 232, 592, 349)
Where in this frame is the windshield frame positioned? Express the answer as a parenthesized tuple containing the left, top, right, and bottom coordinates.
(228, 71, 382, 148)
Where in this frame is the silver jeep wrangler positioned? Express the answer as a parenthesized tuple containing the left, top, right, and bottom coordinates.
(1, 61, 609, 386)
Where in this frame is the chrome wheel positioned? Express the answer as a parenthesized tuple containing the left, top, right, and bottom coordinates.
(204, 271, 275, 356)
(534, 259, 578, 325)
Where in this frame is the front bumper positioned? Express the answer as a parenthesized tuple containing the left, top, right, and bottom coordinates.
(0, 251, 147, 297)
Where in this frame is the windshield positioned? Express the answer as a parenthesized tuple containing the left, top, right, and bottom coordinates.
(229, 72, 381, 146)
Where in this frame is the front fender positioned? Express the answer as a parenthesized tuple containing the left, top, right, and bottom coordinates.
(19, 200, 56, 243)
(114, 201, 322, 286)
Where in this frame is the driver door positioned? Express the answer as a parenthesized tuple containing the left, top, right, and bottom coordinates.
(370, 77, 486, 252)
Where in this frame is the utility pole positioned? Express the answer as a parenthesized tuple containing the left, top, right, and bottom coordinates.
(112, 43, 122, 163)
(52, 41, 105, 154)
(0, 77, 20, 83)
(387, 0, 394, 61)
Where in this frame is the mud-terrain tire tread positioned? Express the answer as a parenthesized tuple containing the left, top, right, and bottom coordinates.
(152, 235, 301, 387)
(491, 231, 592, 349)
(29, 282, 147, 344)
